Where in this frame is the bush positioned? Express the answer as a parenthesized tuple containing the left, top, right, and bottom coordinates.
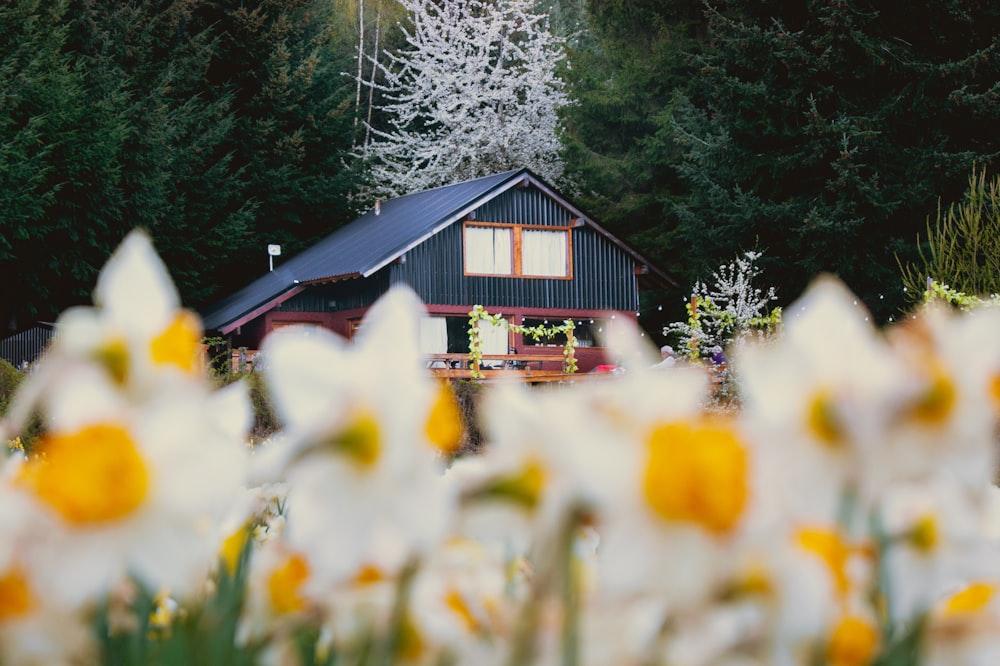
(215, 370, 281, 444)
(451, 379, 486, 458)
(0, 358, 43, 450)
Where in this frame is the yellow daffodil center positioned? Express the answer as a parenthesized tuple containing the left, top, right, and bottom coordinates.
(909, 515, 938, 552)
(148, 589, 177, 635)
(721, 564, 773, 601)
(942, 582, 995, 617)
(268, 553, 310, 614)
(425, 383, 463, 454)
(95, 337, 130, 384)
(351, 564, 386, 587)
(474, 459, 548, 510)
(321, 412, 382, 468)
(0, 567, 34, 621)
(643, 419, 748, 535)
(908, 365, 956, 425)
(989, 373, 1000, 413)
(808, 390, 847, 447)
(827, 615, 878, 666)
(150, 310, 203, 373)
(445, 588, 482, 634)
(20, 424, 149, 525)
(796, 527, 850, 598)
(220, 523, 250, 576)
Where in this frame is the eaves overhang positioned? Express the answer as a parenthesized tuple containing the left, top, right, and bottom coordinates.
(216, 285, 306, 335)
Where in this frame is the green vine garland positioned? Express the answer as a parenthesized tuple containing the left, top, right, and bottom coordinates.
(467, 305, 577, 378)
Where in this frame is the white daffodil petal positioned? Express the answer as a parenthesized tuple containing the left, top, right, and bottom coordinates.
(93, 230, 178, 335)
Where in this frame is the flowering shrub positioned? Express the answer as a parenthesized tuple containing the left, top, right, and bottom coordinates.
(2, 232, 1000, 666)
(664, 251, 782, 361)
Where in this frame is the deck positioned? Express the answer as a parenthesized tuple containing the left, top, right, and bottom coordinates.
(230, 349, 615, 383)
(424, 353, 596, 383)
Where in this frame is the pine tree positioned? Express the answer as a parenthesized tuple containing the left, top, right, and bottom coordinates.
(668, 0, 1000, 320)
(0, 0, 127, 328)
(358, 0, 570, 199)
(558, 0, 707, 246)
(66, 0, 256, 308)
(0, 0, 363, 325)
(191, 0, 359, 300)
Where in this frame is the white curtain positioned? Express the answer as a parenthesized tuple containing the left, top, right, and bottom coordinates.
(419, 317, 448, 354)
(465, 226, 512, 275)
(478, 319, 509, 356)
(522, 229, 568, 276)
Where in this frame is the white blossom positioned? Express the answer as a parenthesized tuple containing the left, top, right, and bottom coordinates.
(358, 0, 570, 198)
(665, 250, 780, 358)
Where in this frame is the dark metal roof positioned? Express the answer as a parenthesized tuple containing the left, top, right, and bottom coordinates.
(201, 168, 676, 333)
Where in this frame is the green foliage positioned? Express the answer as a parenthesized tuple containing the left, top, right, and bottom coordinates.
(0, 0, 363, 330)
(558, 0, 707, 258)
(93, 547, 260, 665)
(0, 0, 121, 324)
(668, 0, 1000, 322)
(0, 358, 23, 419)
(917, 279, 1000, 312)
(215, 370, 281, 444)
(191, 0, 360, 286)
(0, 357, 44, 451)
(467, 305, 577, 378)
(899, 166, 1000, 303)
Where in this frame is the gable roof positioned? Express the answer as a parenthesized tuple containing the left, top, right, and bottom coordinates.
(201, 168, 676, 333)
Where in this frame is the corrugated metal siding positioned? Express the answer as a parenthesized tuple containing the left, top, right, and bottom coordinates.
(390, 187, 639, 311)
(278, 273, 389, 312)
(473, 185, 569, 228)
(0, 326, 55, 367)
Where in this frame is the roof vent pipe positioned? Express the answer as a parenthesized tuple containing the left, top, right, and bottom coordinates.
(374, 200, 381, 216)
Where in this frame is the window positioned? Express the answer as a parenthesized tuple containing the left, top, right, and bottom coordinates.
(522, 229, 569, 277)
(271, 321, 322, 335)
(464, 223, 571, 278)
(477, 319, 510, 355)
(521, 317, 606, 348)
(419, 317, 448, 354)
(464, 226, 512, 275)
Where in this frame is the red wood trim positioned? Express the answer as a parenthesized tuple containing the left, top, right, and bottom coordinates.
(218, 285, 307, 334)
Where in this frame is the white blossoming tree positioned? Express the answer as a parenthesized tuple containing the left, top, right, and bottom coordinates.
(664, 250, 782, 361)
(358, 0, 570, 199)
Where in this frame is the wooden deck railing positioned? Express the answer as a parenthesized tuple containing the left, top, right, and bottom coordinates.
(425, 353, 583, 383)
(229, 349, 611, 383)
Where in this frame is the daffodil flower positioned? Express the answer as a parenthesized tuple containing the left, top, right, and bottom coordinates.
(260, 287, 456, 588)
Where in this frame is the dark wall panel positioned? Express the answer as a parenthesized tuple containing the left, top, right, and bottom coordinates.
(389, 185, 639, 311)
(278, 272, 390, 313)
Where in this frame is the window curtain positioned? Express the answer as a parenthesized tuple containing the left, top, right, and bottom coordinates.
(478, 319, 509, 355)
(522, 229, 568, 276)
(465, 226, 512, 275)
(419, 317, 448, 354)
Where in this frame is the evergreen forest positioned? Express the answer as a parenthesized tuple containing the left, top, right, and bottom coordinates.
(1, 0, 997, 330)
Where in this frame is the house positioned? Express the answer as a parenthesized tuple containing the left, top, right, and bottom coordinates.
(200, 168, 676, 372)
